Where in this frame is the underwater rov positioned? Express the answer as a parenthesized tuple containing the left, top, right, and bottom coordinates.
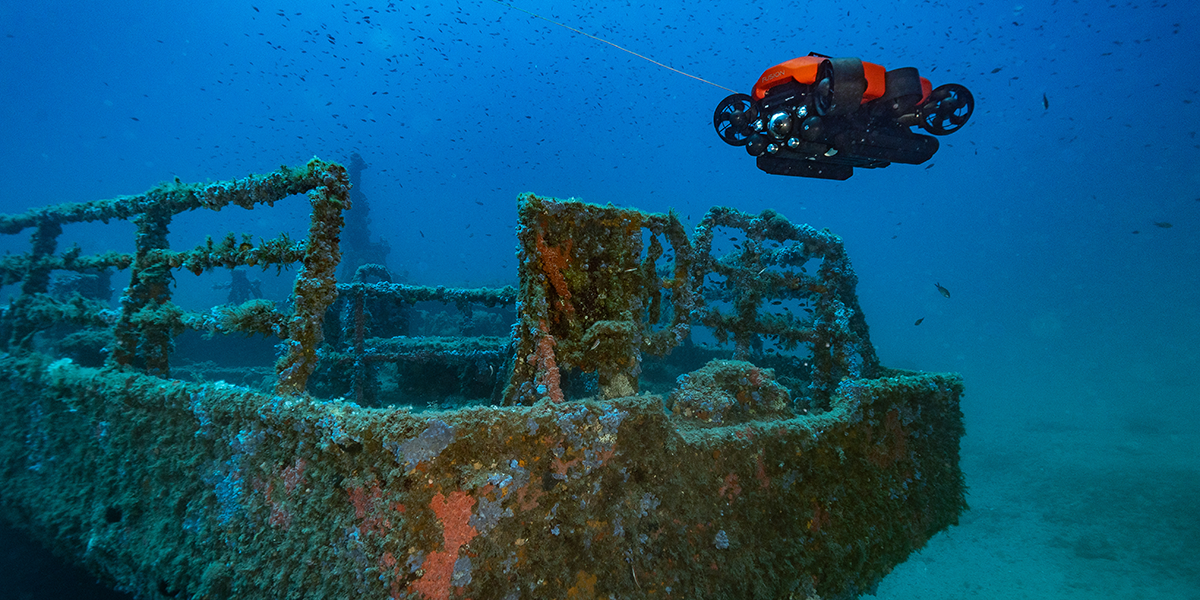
(715, 53, 975, 180)
(488, 3, 974, 181)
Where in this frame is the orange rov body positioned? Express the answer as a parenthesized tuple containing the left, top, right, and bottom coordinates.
(752, 55, 929, 105)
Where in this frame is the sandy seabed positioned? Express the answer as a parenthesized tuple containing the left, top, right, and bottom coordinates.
(872, 387, 1200, 600)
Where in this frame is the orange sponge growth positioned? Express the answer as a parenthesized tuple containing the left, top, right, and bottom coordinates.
(533, 326, 565, 403)
(411, 490, 478, 600)
(535, 232, 574, 314)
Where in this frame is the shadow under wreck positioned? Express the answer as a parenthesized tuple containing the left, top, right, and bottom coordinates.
(0, 158, 965, 600)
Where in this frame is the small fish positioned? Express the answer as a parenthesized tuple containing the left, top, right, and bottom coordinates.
(935, 283, 950, 298)
(1153, 221, 1173, 228)
(1042, 93, 1049, 110)
(914, 317, 925, 326)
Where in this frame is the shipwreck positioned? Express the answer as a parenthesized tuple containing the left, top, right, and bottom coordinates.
(0, 158, 965, 599)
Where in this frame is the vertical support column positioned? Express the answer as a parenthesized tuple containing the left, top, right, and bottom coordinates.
(110, 205, 176, 376)
(729, 238, 765, 361)
(351, 284, 367, 404)
(22, 217, 61, 296)
(7, 217, 63, 349)
(275, 162, 350, 395)
(590, 219, 645, 400)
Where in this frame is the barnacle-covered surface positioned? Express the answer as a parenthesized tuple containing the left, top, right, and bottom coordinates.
(0, 161, 965, 600)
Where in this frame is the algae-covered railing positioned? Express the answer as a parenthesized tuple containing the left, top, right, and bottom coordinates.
(0, 158, 349, 395)
(506, 194, 878, 408)
(324, 268, 518, 405)
(0, 160, 520, 403)
(2, 165, 878, 410)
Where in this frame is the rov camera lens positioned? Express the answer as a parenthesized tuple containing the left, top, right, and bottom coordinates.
(768, 112, 792, 137)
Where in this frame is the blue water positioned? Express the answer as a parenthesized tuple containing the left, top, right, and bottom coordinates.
(2, 1, 1198, 598)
